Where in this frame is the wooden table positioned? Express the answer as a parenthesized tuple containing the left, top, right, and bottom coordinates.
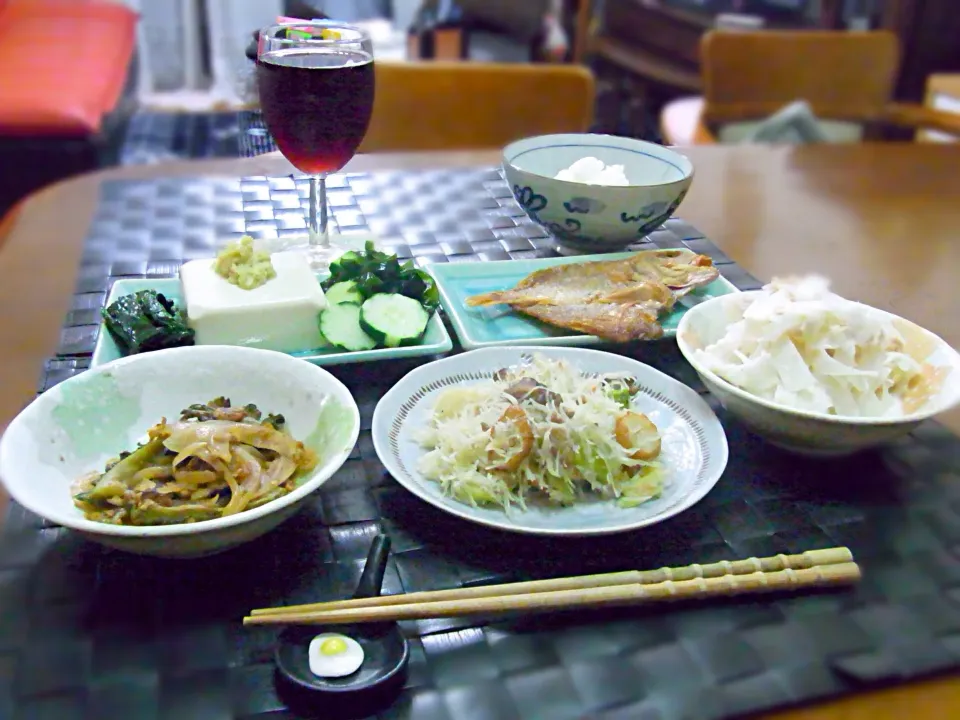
(2, 143, 960, 719)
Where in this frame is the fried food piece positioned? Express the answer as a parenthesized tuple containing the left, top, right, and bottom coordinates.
(522, 303, 665, 343)
(486, 405, 534, 472)
(467, 250, 719, 342)
(615, 411, 661, 460)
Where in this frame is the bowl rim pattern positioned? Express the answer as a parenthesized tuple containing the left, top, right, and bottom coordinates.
(502, 133, 695, 188)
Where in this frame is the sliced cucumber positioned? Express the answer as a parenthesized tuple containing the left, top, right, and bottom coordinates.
(318, 303, 377, 352)
(325, 280, 364, 306)
(360, 293, 430, 348)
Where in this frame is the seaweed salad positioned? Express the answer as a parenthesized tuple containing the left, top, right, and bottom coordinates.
(101, 290, 195, 355)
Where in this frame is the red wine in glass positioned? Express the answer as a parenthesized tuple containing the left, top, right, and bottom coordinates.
(255, 21, 375, 269)
(257, 47, 375, 174)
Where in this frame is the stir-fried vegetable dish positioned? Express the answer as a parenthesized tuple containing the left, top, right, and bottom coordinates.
(72, 397, 317, 526)
(415, 354, 664, 511)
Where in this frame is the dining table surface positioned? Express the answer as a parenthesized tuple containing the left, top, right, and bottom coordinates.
(1, 141, 959, 720)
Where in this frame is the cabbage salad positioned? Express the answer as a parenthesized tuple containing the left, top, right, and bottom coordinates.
(414, 354, 664, 511)
(693, 275, 947, 417)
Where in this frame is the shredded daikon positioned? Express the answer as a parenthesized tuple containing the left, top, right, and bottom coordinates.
(692, 276, 944, 418)
(414, 355, 664, 511)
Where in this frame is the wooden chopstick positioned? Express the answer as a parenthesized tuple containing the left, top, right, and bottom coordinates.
(249, 547, 854, 619)
(243, 562, 860, 626)
(248, 546, 853, 618)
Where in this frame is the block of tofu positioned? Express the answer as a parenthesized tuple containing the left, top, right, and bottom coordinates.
(180, 251, 328, 353)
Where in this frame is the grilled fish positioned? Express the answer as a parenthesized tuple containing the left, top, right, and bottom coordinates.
(466, 250, 719, 342)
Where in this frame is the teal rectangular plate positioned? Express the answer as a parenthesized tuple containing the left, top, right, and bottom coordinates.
(91, 277, 453, 368)
(432, 251, 740, 350)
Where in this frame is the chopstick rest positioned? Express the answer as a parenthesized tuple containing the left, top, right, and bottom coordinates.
(243, 557, 860, 627)
(248, 546, 854, 618)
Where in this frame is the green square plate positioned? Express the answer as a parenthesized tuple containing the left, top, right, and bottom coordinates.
(91, 277, 453, 368)
(432, 250, 739, 350)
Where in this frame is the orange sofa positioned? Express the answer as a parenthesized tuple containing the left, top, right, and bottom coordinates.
(0, 0, 139, 207)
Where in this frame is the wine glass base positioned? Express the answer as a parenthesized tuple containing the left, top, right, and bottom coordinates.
(259, 232, 379, 271)
(301, 244, 348, 272)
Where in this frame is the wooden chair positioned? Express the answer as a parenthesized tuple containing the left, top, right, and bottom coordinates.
(660, 30, 960, 145)
(357, 61, 596, 152)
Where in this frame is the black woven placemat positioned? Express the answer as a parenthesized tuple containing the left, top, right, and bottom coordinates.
(4, 168, 960, 720)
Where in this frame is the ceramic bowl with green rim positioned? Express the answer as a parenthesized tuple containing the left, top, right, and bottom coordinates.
(0, 346, 360, 558)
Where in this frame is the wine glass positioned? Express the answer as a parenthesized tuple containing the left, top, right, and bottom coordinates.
(256, 21, 376, 269)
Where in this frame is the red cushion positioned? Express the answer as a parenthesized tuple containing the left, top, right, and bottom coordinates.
(0, 0, 138, 136)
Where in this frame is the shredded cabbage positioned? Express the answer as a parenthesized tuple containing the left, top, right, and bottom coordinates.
(414, 354, 664, 511)
(692, 275, 947, 418)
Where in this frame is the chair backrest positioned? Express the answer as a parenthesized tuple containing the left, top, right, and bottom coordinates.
(700, 30, 901, 126)
(357, 61, 596, 152)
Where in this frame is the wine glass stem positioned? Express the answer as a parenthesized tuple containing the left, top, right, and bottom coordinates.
(308, 174, 329, 249)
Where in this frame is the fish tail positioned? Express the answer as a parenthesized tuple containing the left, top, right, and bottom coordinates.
(466, 291, 512, 307)
(467, 291, 548, 308)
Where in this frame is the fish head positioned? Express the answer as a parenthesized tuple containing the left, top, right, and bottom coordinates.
(629, 250, 719, 294)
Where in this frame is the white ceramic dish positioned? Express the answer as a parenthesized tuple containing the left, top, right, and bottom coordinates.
(372, 347, 728, 536)
(0, 346, 360, 558)
(502, 133, 694, 253)
(677, 292, 960, 457)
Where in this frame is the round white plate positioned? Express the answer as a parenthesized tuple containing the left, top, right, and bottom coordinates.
(372, 346, 728, 536)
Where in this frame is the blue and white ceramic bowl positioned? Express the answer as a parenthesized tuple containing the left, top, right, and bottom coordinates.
(502, 134, 694, 253)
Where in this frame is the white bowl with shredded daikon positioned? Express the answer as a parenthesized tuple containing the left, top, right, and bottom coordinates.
(676, 276, 960, 457)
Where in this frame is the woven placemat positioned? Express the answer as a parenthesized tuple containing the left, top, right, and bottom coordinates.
(3, 168, 960, 720)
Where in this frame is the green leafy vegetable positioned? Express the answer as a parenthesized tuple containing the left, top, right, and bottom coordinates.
(602, 378, 641, 408)
(102, 290, 195, 355)
(262, 413, 286, 431)
(129, 503, 222, 526)
(321, 241, 439, 311)
(95, 437, 167, 492)
(178, 398, 284, 428)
